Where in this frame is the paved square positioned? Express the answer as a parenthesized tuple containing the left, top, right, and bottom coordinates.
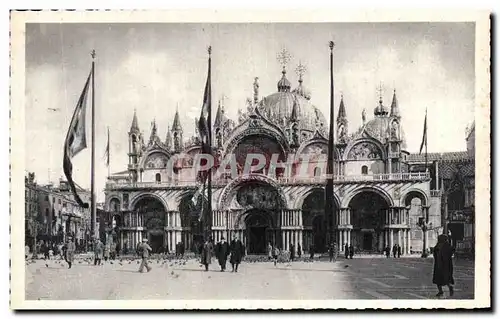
(25, 256, 474, 300)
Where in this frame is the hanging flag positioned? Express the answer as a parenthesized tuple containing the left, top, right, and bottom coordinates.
(419, 109, 427, 155)
(103, 127, 110, 166)
(63, 69, 92, 209)
(196, 47, 213, 227)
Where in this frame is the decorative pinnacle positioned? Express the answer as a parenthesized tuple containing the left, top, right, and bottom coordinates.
(91, 49, 96, 59)
(277, 48, 292, 72)
(377, 82, 384, 102)
(295, 61, 307, 81)
(208, 46, 212, 56)
(329, 41, 335, 51)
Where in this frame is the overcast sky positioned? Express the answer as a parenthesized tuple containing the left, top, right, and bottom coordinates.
(25, 22, 475, 200)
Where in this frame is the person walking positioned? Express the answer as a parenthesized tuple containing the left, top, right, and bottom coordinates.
(393, 244, 398, 258)
(64, 236, 76, 269)
(397, 245, 402, 258)
(273, 246, 279, 266)
(229, 235, 245, 273)
(94, 239, 104, 266)
(201, 237, 214, 272)
(289, 244, 295, 262)
(104, 241, 110, 263)
(349, 244, 354, 259)
(137, 238, 152, 273)
(309, 244, 314, 260)
(297, 243, 302, 259)
(385, 246, 391, 258)
(433, 234, 455, 297)
(267, 242, 273, 261)
(215, 237, 230, 272)
(344, 243, 349, 259)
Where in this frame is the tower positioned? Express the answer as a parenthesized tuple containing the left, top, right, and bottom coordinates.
(165, 123, 172, 151)
(388, 89, 403, 173)
(171, 108, 183, 153)
(128, 109, 142, 182)
(337, 94, 348, 144)
(289, 97, 300, 148)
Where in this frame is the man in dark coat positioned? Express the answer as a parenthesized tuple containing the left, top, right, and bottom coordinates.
(229, 235, 245, 272)
(215, 237, 230, 271)
(289, 244, 295, 262)
(201, 238, 214, 271)
(344, 243, 349, 259)
(297, 243, 302, 258)
(433, 234, 455, 297)
(393, 244, 398, 258)
(309, 244, 314, 260)
(385, 246, 391, 258)
(349, 244, 354, 259)
(397, 245, 402, 258)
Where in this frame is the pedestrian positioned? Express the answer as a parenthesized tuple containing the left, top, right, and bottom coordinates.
(64, 236, 76, 269)
(309, 244, 314, 260)
(433, 234, 455, 297)
(175, 242, 180, 258)
(397, 245, 402, 258)
(94, 239, 104, 266)
(200, 237, 214, 271)
(349, 244, 354, 259)
(290, 244, 295, 262)
(229, 235, 245, 272)
(137, 238, 153, 273)
(393, 244, 398, 258)
(385, 246, 391, 258)
(297, 243, 302, 258)
(215, 237, 230, 272)
(25, 245, 29, 260)
(180, 242, 185, 258)
(344, 243, 349, 259)
(267, 242, 273, 261)
(104, 241, 110, 262)
(328, 243, 334, 262)
(273, 246, 279, 266)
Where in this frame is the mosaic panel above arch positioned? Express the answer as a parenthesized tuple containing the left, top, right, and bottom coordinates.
(144, 152, 170, 169)
(346, 141, 383, 161)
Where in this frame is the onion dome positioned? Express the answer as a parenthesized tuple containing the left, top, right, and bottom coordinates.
(292, 75, 311, 100)
(277, 67, 292, 92)
(374, 96, 388, 117)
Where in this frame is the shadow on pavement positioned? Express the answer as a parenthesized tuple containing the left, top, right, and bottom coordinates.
(178, 268, 227, 273)
(268, 267, 348, 273)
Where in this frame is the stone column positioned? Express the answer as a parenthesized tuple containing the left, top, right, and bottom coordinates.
(389, 229, 394, 250)
(397, 230, 401, 248)
(407, 230, 411, 254)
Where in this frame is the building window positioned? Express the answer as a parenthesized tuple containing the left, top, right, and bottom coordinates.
(361, 165, 368, 175)
(314, 167, 321, 177)
(155, 173, 161, 183)
(52, 197, 55, 203)
(45, 195, 49, 202)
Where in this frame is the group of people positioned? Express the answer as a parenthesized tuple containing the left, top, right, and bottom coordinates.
(384, 244, 402, 258)
(200, 236, 245, 272)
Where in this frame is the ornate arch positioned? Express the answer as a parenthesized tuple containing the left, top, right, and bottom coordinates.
(223, 111, 290, 156)
(106, 196, 121, 211)
(342, 186, 394, 208)
(402, 188, 429, 207)
(293, 187, 340, 210)
(218, 174, 287, 209)
(139, 149, 172, 170)
(343, 137, 386, 161)
(129, 192, 169, 211)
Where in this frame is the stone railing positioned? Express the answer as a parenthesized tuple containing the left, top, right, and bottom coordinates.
(105, 172, 430, 190)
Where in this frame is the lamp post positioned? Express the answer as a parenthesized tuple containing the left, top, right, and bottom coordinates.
(417, 205, 432, 258)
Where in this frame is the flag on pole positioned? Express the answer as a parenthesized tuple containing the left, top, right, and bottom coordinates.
(195, 46, 212, 225)
(63, 69, 92, 209)
(103, 127, 110, 166)
(419, 109, 427, 155)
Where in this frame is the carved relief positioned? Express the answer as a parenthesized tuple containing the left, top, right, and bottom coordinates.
(145, 153, 168, 169)
(290, 123, 300, 147)
(301, 144, 327, 160)
(236, 183, 283, 210)
(347, 142, 382, 160)
(216, 129, 223, 149)
(338, 124, 346, 143)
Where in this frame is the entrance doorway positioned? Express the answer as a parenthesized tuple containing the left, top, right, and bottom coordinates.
(148, 232, 164, 253)
(363, 233, 373, 251)
(312, 215, 326, 253)
(245, 211, 270, 255)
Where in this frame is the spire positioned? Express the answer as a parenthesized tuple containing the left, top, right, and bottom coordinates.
(374, 83, 388, 117)
(172, 107, 183, 132)
(165, 124, 172, 149)
(253, 77, 259, 105)
(337, 94, 346, 122)
(130, 109, 139, 133)
(214, 99, 224, 127)
(292, 61, 311, 100)
(148, 119, 160, 145)
(390, 89, 401, 118)
(276, 48, 292, 92)
(362, 108, 367, 125)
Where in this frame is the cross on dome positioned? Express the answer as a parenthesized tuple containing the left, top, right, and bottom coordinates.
(277, 48, 292, 72)
(295, 61, 307, 81)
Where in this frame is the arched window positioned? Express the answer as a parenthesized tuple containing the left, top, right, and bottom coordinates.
(155, 173, 161, 183)
(314, 167, 321, 177)
(361, 165, 368, 175)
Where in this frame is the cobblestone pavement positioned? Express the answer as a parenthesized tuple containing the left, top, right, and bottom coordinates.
(25, 256, 474, 300)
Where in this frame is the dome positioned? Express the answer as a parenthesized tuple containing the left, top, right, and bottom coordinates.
(258, 91, 327, 135)
(362, 116, 407, 150)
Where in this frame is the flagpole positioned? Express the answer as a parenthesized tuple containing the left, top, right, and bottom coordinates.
(91, 49, 97, 240)
(325, 41, 336, 248)
(107, 126, 110, 178)
(206, 46, 213, 241)
(425, 108, 428, 174)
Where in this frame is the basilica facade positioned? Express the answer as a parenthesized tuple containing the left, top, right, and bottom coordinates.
(104, 65, 444, 256)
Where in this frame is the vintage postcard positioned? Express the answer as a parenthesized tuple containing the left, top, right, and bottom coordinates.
(10, 10, 490, 309)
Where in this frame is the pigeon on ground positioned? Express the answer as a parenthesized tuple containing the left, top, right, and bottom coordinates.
(344, 265, 349, 268)
(45, 264, 48, 268)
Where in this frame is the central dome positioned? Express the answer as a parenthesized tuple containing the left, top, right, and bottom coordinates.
(258, 91, 327, 135)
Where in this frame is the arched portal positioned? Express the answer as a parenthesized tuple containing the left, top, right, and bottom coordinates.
(349, 191, 390, 252)
(179, 193, 206, 252)
(302, 189, 336, 253)
(244, 210, 273, 254)
(232, 134, 286, 176)
(133, 196, 167, 253)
